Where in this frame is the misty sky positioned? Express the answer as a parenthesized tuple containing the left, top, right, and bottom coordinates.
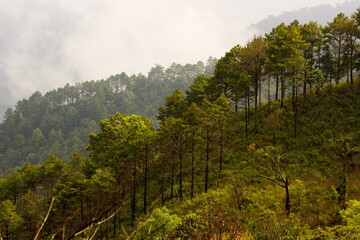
(0, 0, 353, 114)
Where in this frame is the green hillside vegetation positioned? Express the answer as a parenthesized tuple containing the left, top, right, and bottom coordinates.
(0, 59, 216, 173)
(1, 8, 360, 240)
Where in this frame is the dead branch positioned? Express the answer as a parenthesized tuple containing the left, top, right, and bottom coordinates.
(67, 202, 124, 240)
(87, 227, 99, 240)
(34, 197, 55, 240)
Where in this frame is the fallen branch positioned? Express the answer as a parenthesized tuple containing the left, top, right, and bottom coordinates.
(34, 197, 55, 240)
(87, 227, 99, 240)
(68, 202, 124, 240)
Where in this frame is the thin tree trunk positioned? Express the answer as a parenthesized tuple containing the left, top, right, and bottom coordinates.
(275, 75, 279, 101)
(235, 97, 238, 112)
(318, 45, 321, 70)
(303, 70, 307, 97)
(268, 76, 271, 106)
(346, 55, 349, 84)
(191, 129, 195, 199)
(292, 78, 295, 113)
(205, 127, 210, 193)
(62, 223, 66, 240)
(219, 128, 223, 172)
(339, 161, 348, 209)
(131, 160, 137, 227)
(272, 131, 276, 146)
(247, 88, 251, 122)
(80, 199, 84, 225)
(280, 74, 285, 108)
(294, 84, 298, 138)
(350, 44, 354, 84)
(88, 202, 92, 226)
(106, 212, 109, 240)
(170, 150, 175, 200)
(143, 145, 148, 214)
(259, 77, 262, 108)
(337, 41, 341, 85)
(161, 156, 165, 205)
(285, 179, 290, 217)
(254, 77, 258, 134)
(245, 89, 248, 141)
(179, 145, 183, 199)
(113, 206, 117, 238)
(255, 77, 258, 110)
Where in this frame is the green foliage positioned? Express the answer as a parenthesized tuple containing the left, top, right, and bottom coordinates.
(2, 7, 360, 240)
(87, 112, 154, 173)
(132, 207, 181, 239)
(248, 211, 305, 240)
(0, 200, 23, 239)
(0, 60, 216, 173)
(307, 69, 326, 91)
(341, 200, 360, 226)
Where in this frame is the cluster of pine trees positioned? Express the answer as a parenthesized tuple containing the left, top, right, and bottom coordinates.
(0, 60, 216, 173)
(2, 9, 360, 240)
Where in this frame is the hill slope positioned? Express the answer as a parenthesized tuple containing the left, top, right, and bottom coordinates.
(2, 79, 360, 239)
(2, 7, 360, 240)
(0, 59, 216, 173)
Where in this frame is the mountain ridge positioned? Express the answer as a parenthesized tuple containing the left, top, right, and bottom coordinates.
(251, 0, 360, 34)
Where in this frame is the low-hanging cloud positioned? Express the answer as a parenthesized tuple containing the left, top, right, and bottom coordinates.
(0, 0, 348, 118)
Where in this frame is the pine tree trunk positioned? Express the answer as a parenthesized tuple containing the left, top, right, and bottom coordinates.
(337, 41, 341, 85)
(161, 156, 166, 205)
(303, 70, 307, 97)
(113, 206, 117, 237)
(179, 145, 183, 199)
(170, 149, 175, 200)
(272, 131, 276, 146)
(292, 78, 295, 113)
(131, 160, 137, 227)
(205, 127, 210, 193)
(350, 44, 354, 84)
(281, 74, 285, 108)
(294, 85, 298, 138)
(339, 161, 348, 209)
(268, 76, 271, 106)
(276, 75, 279, 101)
(254, 77, 258, 134)
(235, 97, 238, 112)
(219, 127, 223, 172)
(106, 212, 109, 240)
(143, 145, 148, 214)
(191, 129, 195, 199)
(247, 88, 251, 121)
(245, 89, 248, 141)
(259, 77, 262, 108)
(80, 199, 84, 225)
(285, 179, 291, 217)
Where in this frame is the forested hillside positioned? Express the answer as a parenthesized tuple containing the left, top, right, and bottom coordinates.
(0, 59, 216, 173)
(2, 8, 360, 240)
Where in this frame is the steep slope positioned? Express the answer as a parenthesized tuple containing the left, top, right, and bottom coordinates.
(0, 60, 216, 173)
(2, 79, 360, 239)
(2, 6, 360, 239)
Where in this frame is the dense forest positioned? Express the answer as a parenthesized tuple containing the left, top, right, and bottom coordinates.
(0, 59, 216, 173)
(2, 8, 360, 240)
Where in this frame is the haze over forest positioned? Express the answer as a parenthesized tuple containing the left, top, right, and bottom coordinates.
(3, 0, 360, 239)
(0, 0, 359, 120)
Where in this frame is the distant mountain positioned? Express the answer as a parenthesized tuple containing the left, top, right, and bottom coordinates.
(251, 0, 360, 34)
